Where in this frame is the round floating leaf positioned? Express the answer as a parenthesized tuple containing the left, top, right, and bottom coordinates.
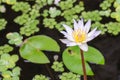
(84, 46, 105, 65)
(25, 35, 60, 51)
(20, 35, 60, 64)
(62, 46, 94, 75)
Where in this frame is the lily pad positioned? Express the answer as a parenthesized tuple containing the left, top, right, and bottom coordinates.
(62, 46, 105, 75)
(20, 35, 60, 64)
(62, 46, 94, 75)
(84, 46, 105, 65)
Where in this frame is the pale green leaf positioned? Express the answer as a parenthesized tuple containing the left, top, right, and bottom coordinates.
(62, 46, 94, 75)
(20, 43, 49, 64)
(26, 35, 60, 52)
(84, 46, 105, 65)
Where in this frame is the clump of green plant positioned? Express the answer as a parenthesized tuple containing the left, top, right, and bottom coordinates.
(2, 67, 21, 80)
(6, 32, 23, 46)
(0, 19, 7, 31)
(59, 72, 80, 80)
(0, 44, 20, 80)
(32, 74, 49, 80)
(0, 44, 13, 55)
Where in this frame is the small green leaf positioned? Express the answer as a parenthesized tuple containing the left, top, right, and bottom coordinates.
(116, 0, 120, 4)
(2, 71, 12, 78)
(84, 46, 105, 65)
(12, 67, 21, 76)
(62, 46, 94, 75)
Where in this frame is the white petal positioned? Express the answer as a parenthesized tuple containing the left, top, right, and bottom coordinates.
(60, 39, 71, 44)
(60, 31, 67, 35)
(78, 19, 84, 30)
(60, 39, 77, 46)
(60, 31, 74, 41)
(93, 30, 101, 37)
(87, 28, 97, 37)
(66, 42, 77, 46)
(62, 24, 73, 36)
(86, 31, 101, 42)
(73, 19, 79, 30)
(84, 20, 91, 33)
(79, 43, 88, 51)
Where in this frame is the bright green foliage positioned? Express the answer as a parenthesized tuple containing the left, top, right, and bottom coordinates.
(47, 0, 53, 5)
(62, 46, 105, 75)
(91, 22, 106, 34)
(0, 54, 19, 72)
(106, 22, 120, 35)
(73, 2, 84, 14)
(29, 9, 40, 19)
(6, 32, 23, 46)
(99, 9, 111, 17)
(15, 16, 40, 36)
(49, 7, 61, 18)
(84, 46, 105, 65)
(20, 19, 39, 36)
(100, 1, 111, 10)
(12, 2, 31, 13)
(43, 18, 57, 29)
(20, 35, 60, 64)
(61, 1, 84, 22)
(32, 74, 49, 80)
(1, 0, 120, 36)
(2, 67, 21, 80)
(62, 46, 93, 75)
(35, 0, 47, 7)
(51, 61, 64, 72)
(42, 9, 49, 17)
(13, 1, 40, 36)
(116, 0, 120, 3)
(81, 11, 102, 21)
(0, 5, 6, 13)
(2, 0, 16, 5)
(59, 72, 80, 80)
(0, 44, 13, 55)
(0, 19, 7, 31)
(55, 22, 65, 31)
(14, 14, 29, 25)
(59, 0, 76, 10)
(64, 14, 78, 22)
(111, 1, 120, 22)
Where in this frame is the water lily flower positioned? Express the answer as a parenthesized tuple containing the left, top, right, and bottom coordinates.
(60, 19, 101, 51)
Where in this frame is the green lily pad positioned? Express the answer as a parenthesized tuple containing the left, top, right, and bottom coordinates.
(20, 35, 60, 64)
(84, 46, 105, 65)
(62, 46, 94, 75)
(62, 46, 105, 75)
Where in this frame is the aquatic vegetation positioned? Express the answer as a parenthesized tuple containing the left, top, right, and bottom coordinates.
(0, 0, 119, 80)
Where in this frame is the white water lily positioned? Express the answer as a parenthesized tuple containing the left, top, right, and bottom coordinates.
(60, 19, 101, 51)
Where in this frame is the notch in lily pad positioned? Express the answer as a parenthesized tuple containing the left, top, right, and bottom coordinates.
(20, 35, 60, 64)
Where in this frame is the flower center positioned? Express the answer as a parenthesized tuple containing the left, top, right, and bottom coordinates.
(72, 29, 86, 43)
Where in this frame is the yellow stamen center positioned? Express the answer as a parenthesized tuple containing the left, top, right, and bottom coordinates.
(72, 29, 86, 43)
